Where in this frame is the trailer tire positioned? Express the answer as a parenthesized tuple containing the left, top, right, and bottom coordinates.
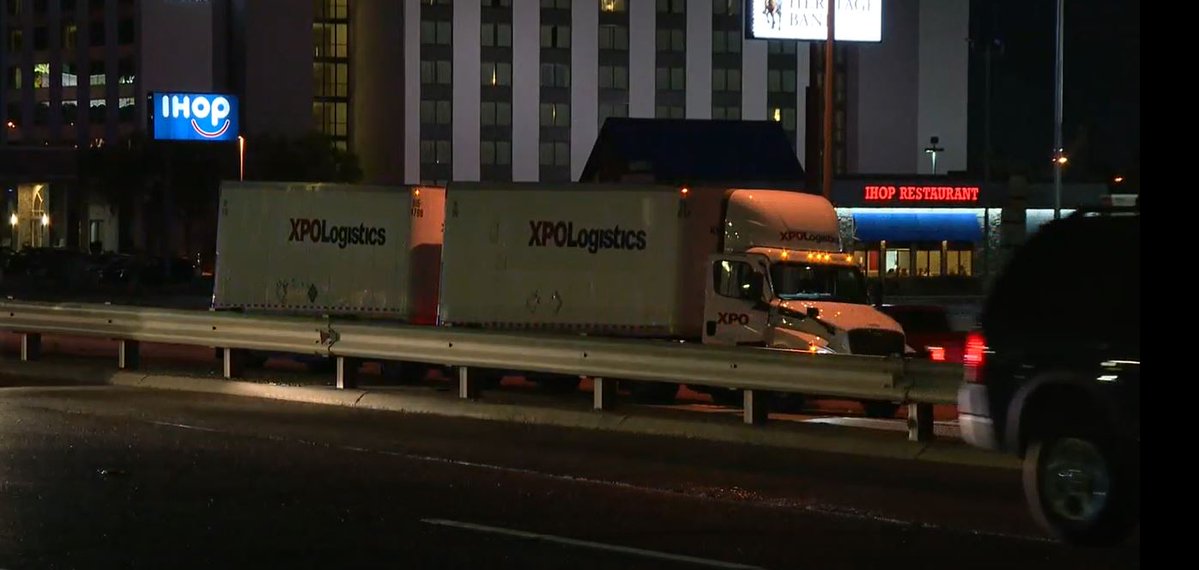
(627, 381, 679, 404)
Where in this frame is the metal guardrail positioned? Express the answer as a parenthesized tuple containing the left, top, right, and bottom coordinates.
(0, 300, 963, 440)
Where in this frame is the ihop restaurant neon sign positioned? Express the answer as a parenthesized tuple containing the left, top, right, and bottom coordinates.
(150, 92, 240, 142)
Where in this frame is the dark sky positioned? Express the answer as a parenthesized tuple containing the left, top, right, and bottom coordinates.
(967, 0, 1140, 181)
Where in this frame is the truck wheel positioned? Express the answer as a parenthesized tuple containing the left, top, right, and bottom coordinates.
(626, 381, 678, 404)
(862, 400, 900, 418)
(769, 392, 807, 414)
(531, 373, 582, 394)
(709, 388, 742, 406)
(381, 361, 428, 384)
(1023, 433, 1137, 545)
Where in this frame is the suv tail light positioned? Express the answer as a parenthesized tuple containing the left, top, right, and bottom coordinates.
(963, 331, 986, 383)
(927, 346, 946, 362)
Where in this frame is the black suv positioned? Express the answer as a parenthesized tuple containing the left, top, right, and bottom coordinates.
(958, 208, 1139, 546)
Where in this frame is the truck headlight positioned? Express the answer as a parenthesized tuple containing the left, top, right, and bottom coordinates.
(807, 343, 835, 354)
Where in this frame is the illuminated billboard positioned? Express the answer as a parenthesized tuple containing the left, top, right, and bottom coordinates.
(150, 92, 240, 142)
(746, 0, 882, 43)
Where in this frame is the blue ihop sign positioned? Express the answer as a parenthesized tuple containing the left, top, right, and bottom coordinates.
(150, 92, 240, 142)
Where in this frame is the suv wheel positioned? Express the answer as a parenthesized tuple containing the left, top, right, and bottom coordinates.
(1023, 433, 1136, 545)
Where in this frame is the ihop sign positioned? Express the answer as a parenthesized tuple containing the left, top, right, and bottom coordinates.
(150, 92, 240, 142)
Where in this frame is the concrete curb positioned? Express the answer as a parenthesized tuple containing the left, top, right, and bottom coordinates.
(2, 360, 1019, 470)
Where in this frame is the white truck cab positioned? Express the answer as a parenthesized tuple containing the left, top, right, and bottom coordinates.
(702, 189, 905, 357)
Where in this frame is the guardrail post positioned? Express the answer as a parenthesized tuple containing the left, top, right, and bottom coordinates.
(222, 348, 245, 379)
(458, 366, 480, 400)
(907, 403, 935, 442)
(118, 340, 141, 370)
(592, 377, 615, 411)
(743, 389, 769, 425)
(336, 357, 359, 389)
(20, 333, 41, 361)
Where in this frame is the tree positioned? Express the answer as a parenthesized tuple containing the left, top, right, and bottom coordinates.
(244, 132, 363, 183)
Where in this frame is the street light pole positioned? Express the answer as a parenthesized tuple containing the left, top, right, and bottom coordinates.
(822, 0, 835, 200)
(1053, 0, 1064, 219)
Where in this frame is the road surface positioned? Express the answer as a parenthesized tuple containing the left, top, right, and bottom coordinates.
(0, 375, 1138, 569)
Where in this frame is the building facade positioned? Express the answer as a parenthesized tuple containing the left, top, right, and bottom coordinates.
(396, 0, 969, 185)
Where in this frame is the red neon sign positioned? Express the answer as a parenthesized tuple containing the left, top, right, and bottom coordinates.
(864, 185, 981, 203)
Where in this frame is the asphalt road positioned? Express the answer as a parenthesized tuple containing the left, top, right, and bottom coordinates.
(0, 375, 1138, 569)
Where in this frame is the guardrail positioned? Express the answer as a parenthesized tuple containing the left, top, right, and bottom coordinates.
(0, 300, 963, 441)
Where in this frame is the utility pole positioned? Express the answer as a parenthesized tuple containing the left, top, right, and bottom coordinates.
(1053, 0, 1065, 219)
(822, 0, 835, 199)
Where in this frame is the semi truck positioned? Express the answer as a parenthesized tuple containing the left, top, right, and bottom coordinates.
(440, 183, 906, 412)
(213, 181, 906, 414)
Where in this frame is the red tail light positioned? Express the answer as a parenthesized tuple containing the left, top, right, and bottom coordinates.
(927, 346, 946, 361)
(963, 331, 986, 383)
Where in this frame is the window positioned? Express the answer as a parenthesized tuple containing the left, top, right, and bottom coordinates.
(540, 25, 570, 49)
(598, 25, 628, 50)
(63, 24, 76, 49)
(539, 103, 570, 127)
(655, 105, 685, 119)
(767, 40, 797, 55)
(600, 0, 626, 12)
(9, 30, 21, 52)
(420, 60, 452, 84)
(314, 23, 349, 58)
(481, 23, 512, 47)
(713, 260, 756, 299)
(313, 62, 349, 98)
(540, 63, 570, 88)
(118, 18, 134, 44)
(540, 0, 570, 8)
(420, 100, 452, 125)
(421, 20, 452, 45)
(481, 61, 512, 86)
(712, 30, 740, 53)
(712, 68, 740, 91)
(712, 105, 740, 120)
(656, 29, 685, 52)
(90, 21, 105, 46)
(480, 141, 511, 165)
(947, 249, 973, 276)
(656, 0, 685, 14)
(31, 63, 50, 88)
(420, 139, 452, 165)
(314, 0, 349, 20)
(539, 142, 570, 166)
(598, 65, 628, 89)
(484, 0, 511, 7)
(312, 101, 348, 137)
(768, 70, 796, 93)
(656, 66, 685, 90)
(481, 101, 511, 126)
(599, 102, 628, 124)
(713, 0, 739, 15)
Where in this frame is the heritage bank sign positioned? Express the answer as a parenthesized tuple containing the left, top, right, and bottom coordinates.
(746, 0, 882, 42)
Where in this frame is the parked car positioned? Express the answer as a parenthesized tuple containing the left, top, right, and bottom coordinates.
(878, 304, 966, 363)
(958, 207, 1139, 545)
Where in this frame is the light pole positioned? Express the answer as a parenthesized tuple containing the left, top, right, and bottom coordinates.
(924, 136, 944, 175)
(1053, 0, 1065, 219)
(238, 135, 246, 181)
(821, 0, 836, 200)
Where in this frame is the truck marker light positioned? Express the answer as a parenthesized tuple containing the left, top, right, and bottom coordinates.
(680, 187, 689, 196)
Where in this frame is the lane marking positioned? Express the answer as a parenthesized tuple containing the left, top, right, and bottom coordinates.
(420, 518, 766, 570)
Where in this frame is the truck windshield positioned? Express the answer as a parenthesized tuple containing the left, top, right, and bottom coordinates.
(770, 262, 869, 304)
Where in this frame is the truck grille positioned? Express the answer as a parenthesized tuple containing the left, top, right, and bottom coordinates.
(848, 329, 905, 356)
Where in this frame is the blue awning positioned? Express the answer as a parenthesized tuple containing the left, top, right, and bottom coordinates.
(852, 211, 982, 242)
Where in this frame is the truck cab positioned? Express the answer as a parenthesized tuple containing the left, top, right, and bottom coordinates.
(702, 189, 905, 357)
(703, 248, 904, 357)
